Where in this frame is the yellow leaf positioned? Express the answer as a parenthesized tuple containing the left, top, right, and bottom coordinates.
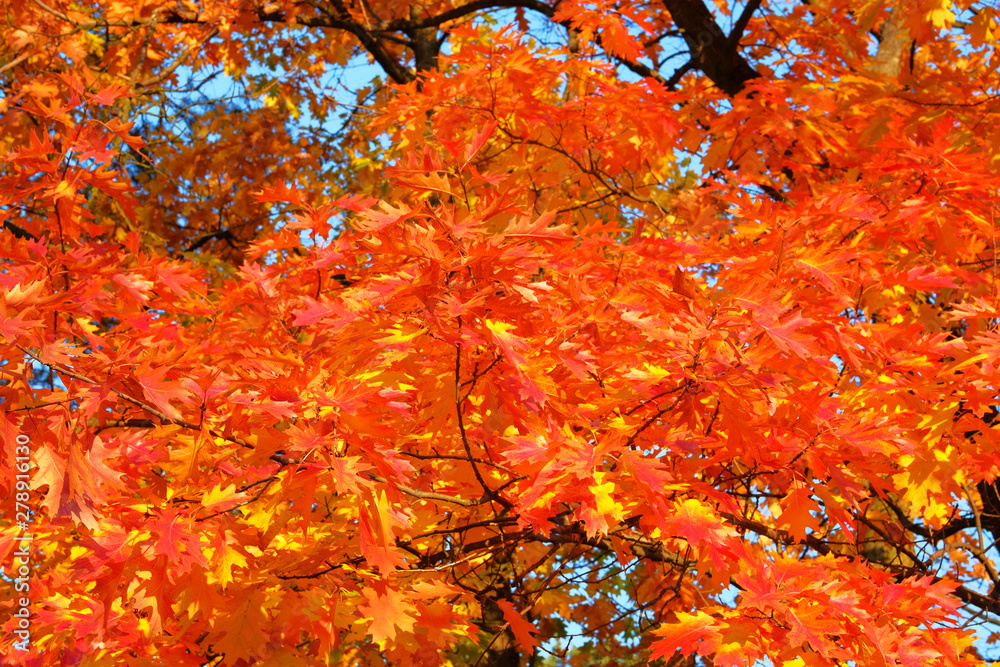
(927, 0, 955, 29)
(376, 326, 426, 346)
(212, 542, 248, 591)
(201, 482, 244, 510)
(47, 180, 75, 201)
(591, 472, 621, 518)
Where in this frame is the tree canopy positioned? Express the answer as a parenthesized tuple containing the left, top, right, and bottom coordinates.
(3, 0, 1000, 665)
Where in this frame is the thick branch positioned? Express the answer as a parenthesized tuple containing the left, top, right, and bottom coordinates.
(30, 0, 417, 84)
(952, 585, 1000, 616)
(327, 0, 415, 83)
(727, 0, 763, 51)
(660, 0, 761, 96)
(412, 523, 697, 569)
(542, 526, 699, 568)
(185, 228, 240, 253)
(385, 0, 554, 32)
(721, 512, 833, 555)
(868, 6, 911, 79)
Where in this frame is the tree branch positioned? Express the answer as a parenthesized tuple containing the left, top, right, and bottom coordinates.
(727, 0, 763, 52)
(18, 346, 253, 450)
(660, 0, 760, 96)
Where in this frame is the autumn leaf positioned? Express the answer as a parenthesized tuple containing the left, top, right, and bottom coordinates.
(758, 310, 816, 359)
(88, 83, 129, 106)
(147, 508, 188, 562)
(4, 1, 999, 665)
(201, 482, 245, 511)
(255, 180, 305, 206)
(33, 444, 67, 516)
(777, 484, 821, 541)
(208, 587, 271, 662)
(211, 538, 249, 591)
(649, 611, 723, 661)
(359, 586, 417, 643)
(503, 211, 569, 240)
(135, 365, 189, 420)
(495, 599, 540, 656)
(792, 245, 856, 295)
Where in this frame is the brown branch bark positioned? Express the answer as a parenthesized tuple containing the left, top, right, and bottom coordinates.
(868, 6, 911, 80)
(659, 0, 761, 96)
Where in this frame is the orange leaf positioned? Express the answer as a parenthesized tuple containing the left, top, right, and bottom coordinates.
(359, 586, 417, 643)
(649, 611, 723, 661)
(496, 600, 540, 656)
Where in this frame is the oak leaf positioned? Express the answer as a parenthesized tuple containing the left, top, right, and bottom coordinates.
(495, 599, 540, 656)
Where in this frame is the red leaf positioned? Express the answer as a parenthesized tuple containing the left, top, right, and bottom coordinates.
(462, 120, 497, 169)
(890, 265, 957, 290)
(792, 245, 856, 294)
(148, 508, 187, 562)
(89, 84, 129, 106)
(135, 365, 189, 420)
(255, 180, 305, 206)
(758, 310, 815, 358)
